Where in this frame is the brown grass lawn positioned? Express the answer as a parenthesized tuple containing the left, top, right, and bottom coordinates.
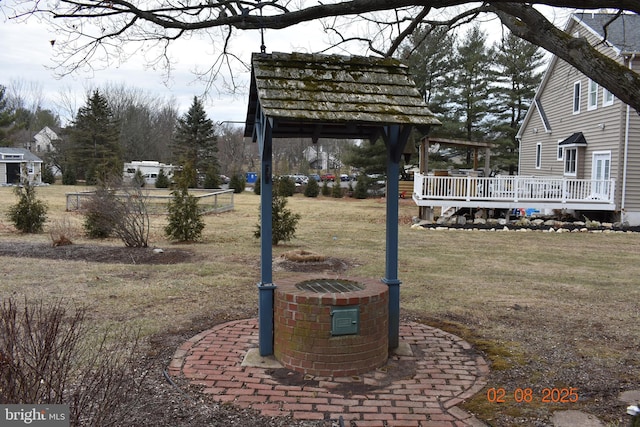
(0, 184, 639, 426)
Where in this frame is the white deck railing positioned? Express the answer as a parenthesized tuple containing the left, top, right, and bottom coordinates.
(412, 174, 616, 209)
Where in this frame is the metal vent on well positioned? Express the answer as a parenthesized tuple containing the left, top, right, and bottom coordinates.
(296, 279, 365, 293)
(331, 306, 359, 336)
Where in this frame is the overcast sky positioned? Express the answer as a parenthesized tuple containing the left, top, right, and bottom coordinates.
(0, 6, 571, 128)
(0, 12, 329, 127)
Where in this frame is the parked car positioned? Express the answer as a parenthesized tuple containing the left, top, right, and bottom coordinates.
(340, 174, 351, 182)
(308, 174, 321, 182)
(321, 173, 336, 181)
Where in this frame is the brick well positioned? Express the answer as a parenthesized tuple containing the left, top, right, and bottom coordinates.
(274, 276, 388, 377)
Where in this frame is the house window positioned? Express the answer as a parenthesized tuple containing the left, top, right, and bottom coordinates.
(603, 88, 614, 106)
(573, 81, 581, 114)
(557, 140, 564, 161)
(564, 148, 577, 176)
(588, 79, 598, 110)
(536, 143, 542, 169)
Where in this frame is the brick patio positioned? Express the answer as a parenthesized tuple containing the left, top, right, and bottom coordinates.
(168, 319, 489, 427)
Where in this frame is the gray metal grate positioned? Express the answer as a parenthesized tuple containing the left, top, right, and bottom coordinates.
(296, 279, 365, 293)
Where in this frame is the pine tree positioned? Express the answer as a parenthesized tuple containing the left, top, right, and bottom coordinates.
(445, 26, 494, 166)
(304, 177, 319, 197)
(254, 186, 301, 246)
(164, 168, 205, 242)
(0, 85, 14, 144)
(490, 33, 545, 174)
(69, 90, 121, 184)
(354, 175, 369, 199)
(342, 140, 386, 175)
(7, 179, 48, 233)
(173, 96, 218, 182)
(155, 168, 170, 188)
(402, 25, 456, 113)
(456, 26, 493, 139)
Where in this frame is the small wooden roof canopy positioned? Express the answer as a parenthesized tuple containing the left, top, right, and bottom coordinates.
(244, 52, 440, 142)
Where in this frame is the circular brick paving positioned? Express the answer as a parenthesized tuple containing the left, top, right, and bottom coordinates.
(168, 318, 489, 427)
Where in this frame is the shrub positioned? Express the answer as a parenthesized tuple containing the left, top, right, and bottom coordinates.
(83, 180, 150, 247)
(254, 187, 301, 245)
(155, 168, 171, 188)
(253, 176, 261, 195)
(0, 298, 144, 425)
(62, 169, 77, 185)
(203, 165, 221, 189)
(321, 179, 330, 196)
(83, 186, 116, 238)
(179, 162, 198, 188)
(49, 218, 76, 246)
(354, 175, 369, 199)
(331, 181, 343, 198)
(7, 180, 48, 233)
(229, 173, 246, 193)
(277, 176, 296, 197)
(41, 164, 56, 184)
(164, 187, 205, 242)
(304, 177, 319, 197)
(133, 169, 145, 187)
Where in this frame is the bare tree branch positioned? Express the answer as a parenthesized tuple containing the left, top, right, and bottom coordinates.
(491, 3, 640, 113)
(5, 0, 640, 109)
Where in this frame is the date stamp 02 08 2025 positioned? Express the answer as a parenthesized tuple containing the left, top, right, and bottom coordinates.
(486, 387, 579, 404)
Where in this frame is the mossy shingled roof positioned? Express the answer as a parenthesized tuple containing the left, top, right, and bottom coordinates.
(244, 52, 440, 141)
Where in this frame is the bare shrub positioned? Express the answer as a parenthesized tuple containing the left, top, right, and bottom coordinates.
(84, 179, 150, 247)
(49, 217, 77, 246)
(0, 298, 146, 426)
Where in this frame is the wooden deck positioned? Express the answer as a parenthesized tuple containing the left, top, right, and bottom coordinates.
(411, 174, 616, 211)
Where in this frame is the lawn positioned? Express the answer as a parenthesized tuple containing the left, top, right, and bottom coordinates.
(0, 184, 638, 426)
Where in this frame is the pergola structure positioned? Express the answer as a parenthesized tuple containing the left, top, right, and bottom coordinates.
(244, 52, 440, 356)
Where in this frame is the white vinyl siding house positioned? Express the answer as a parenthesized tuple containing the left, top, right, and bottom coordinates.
(516, 13, 640, 224)
(587, 79, 598, 110)
(411, 13, 640, 224)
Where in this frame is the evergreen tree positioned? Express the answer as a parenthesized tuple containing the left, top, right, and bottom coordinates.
(69, 90, 121, 184)
(342, 140, 386, 175)
(456, 26, 493, 140)
(164, 168, 205, 242)
(8, 179, 48, 233)
(354, 175, 369, 199)
(41, 163, 56, 184)
(402, 25, 456, 114)
(277, 176, 296, 197)
(490, 33, 545, 174)
(304, 177, 319, 197)
(0, 85, 14, 144)
(155, 168, 170, 188)
(173, 96, 218, 181)
(331, 180, 343, 198)
(254, 186, 301, 246)
(446, 26, 494, 165)
(203, 164, 221, 188)
(229, 173, 246, 193)
(321, 179, 330, 196)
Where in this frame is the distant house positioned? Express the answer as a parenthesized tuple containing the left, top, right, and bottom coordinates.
(31, 126, 60, 153)
(302, 146, 342, 171)
(411, 13, 640, 225)
(0, 147, 43, 185)
(516, 12, 640, 224)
